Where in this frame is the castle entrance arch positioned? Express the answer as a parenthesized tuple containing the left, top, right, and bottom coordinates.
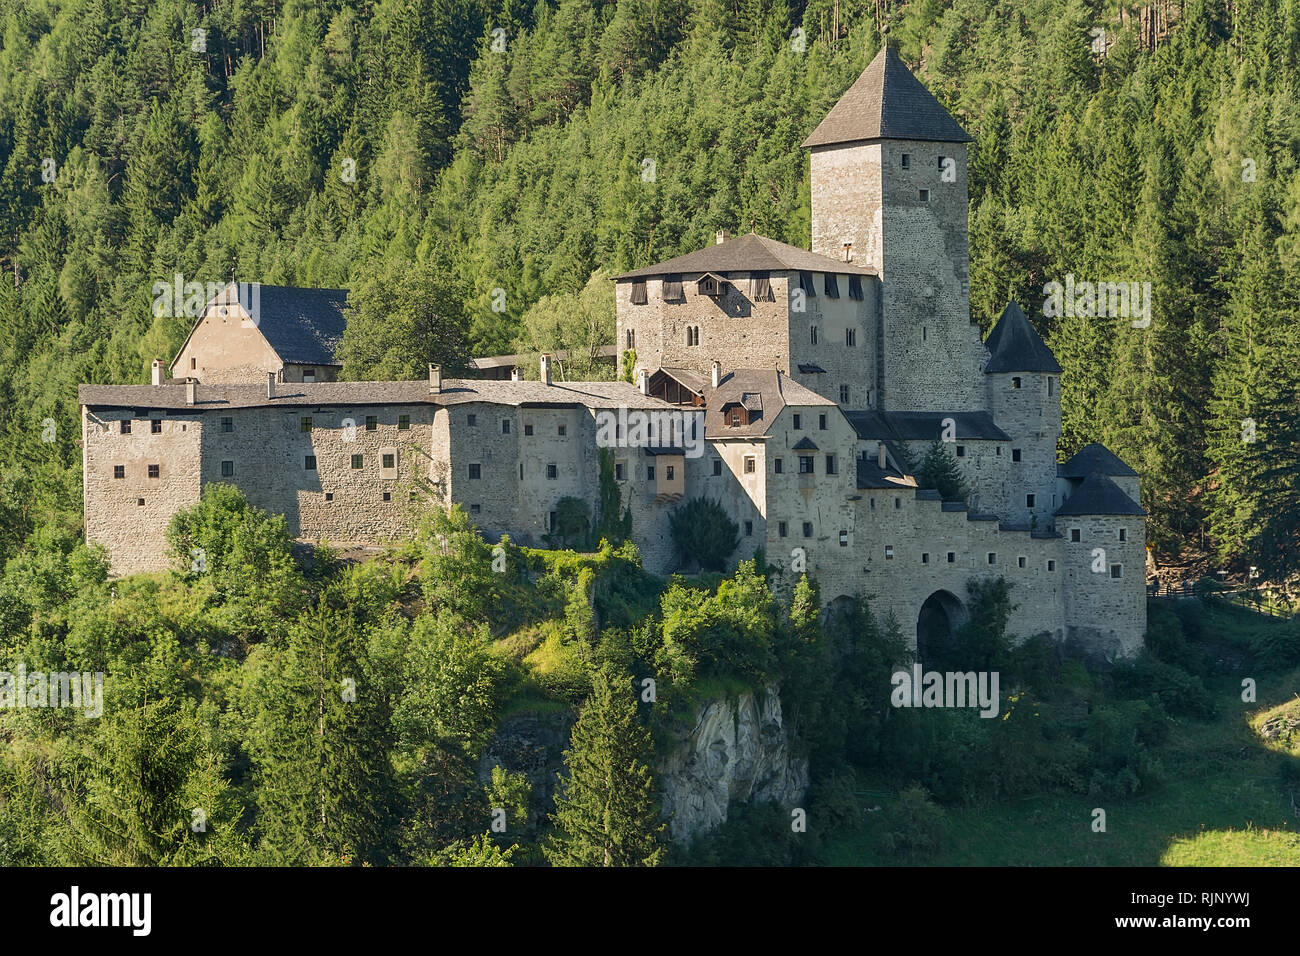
(916, 590, 967, 662)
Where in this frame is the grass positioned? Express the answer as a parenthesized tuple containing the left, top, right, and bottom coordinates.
(823, 662, 1300, 866)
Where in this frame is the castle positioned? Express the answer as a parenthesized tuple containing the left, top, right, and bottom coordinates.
(79, 46, 1148, 659)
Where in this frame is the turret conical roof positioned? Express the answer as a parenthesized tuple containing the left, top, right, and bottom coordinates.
(983, 301, 1063, 374)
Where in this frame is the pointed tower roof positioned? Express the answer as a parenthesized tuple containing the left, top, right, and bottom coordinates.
(1059, 443, 1139, 479)
(802, 45, 972, 149)
(1055, 471, 1145, 517)
(983, 301, 1063, 374)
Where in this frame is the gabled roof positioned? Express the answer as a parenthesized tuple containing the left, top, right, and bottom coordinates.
(1059, 442, 1139, 479)
(655, 367, 707, 395)
(983, 301, 1063, 374)
(616, 232, 874, 280)
(703, 369, 834, 438)
(802, 45, 972, 149)
(844, 409, 1011, 443)
(1055, 471, 1146, 517)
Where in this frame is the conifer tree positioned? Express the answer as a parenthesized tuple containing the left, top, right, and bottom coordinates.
(545, 664, 665, 867)
(914, 440, 969, 502)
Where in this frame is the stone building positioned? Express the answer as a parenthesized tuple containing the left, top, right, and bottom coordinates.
(80, 45, 1147, 659)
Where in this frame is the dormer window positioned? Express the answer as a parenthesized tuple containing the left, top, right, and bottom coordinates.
(798, 272, 816, 297)
(848, 276, 864, 300)
(731, 411, 742, 427)
(631, 280, 648, 305)
(663, 274, 684, 301)
(824, 274, 840, 298)
(697, 272, 728, 297)
(751, 271, 774, 302)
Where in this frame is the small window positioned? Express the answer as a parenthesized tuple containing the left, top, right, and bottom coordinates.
(467, 414, 477, 427)
(1048, 377, 1056, 396)
(382, 453, 395, 469)
(685, 326, 700, 347)
(792, 413, 802, 430)
(524, 424, 534, 436)
(819, 414, 827, 430)
(300, 417, 312, 432)
(1110, 564, 1123, 579)
(731, 412, 742, 427)
(499, 419, 509, 434)
(901, 153, 911, 169)
(221, 460, 234, 478)
(846, 328, 857, 347)
(803, 522, 813, 538)
(365, 415, 377, 430)
(1018, 556, 1026, 569)
(1119, 528, 1127, 542)
(987, 552, 996, 565)
(921, 552, 930, 563)
(870, 498, 875, 510)
(631, 279, 648, 305)
(824, 274, 840, 299)
(615, 462, 626, 481)
(1048, 560, 1056, 571)
(646, 466, 655, 481)
(1012, 448, 1022, 462)
(625, 329, 636, 349)
(190, 357, 196, 370)
(744, 457, 756, 474)
(799, 456, 814, 474)
(113, 465, 125, 479)
(955, 445, 965, 457)
(558, 424, 567, 437)
(519, 463, 524, 480)
(996, 445, 1002, 456)
(1071, 528, 1081, 542)
(137, 498, 145, 506)
(324, 492, 333, 501)
(1026, 494, 1035, 508)
(398, 415, 410, 430)
(885, 545, 894, 559)
(549, 511, 557, 531)
(745, 521, 754, 537)
(383, 492, 391, 502)
(547, 464, 558, 480)
(120, 420, 131, 434)
(839, 385, 850, 404)
(947, 552, 956, 563)
(148, 464, 159, 478)
(774, 458, 783, 474)
(919, 189, 930, 202)
(810, 326, 818, 345)
(151, 419, 161, 434)
(938, 155, 949, 174)
(712, 459, 722, 476)
(666, 465, 675, 481)
(1012, 377, 1022, 389)
(840, 530, 849, 547)
(221, 416, 233, 433)
(894, 497, 901, 509)
(304, 455, 317, 470)
(825, 455, 836, 475)
(470, 504, 481, 515)
(778, 521, 788, 537)
(469, 463, 481, 479)
(351, 454, 363, 469)
(848, 276, 864, 301)
(303, 368, 316, 382)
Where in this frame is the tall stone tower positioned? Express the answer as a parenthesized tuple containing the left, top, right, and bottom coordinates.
(803, 45, 985, 412)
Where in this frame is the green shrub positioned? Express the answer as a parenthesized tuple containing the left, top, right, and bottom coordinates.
(878, 785, 948, 859)
(668, 497, 739, 572)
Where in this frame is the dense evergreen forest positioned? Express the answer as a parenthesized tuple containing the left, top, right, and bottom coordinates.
(3, 0, 1300, 865)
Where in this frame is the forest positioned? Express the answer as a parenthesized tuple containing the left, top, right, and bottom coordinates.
(2, 0, 1300, 864)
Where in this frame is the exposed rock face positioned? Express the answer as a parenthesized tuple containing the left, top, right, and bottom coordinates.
(659, 687, 808, 843)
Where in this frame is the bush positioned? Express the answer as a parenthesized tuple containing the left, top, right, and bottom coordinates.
(878, 785, 948, 859)
(1111, 653, 1217, 719)
(668, 497, 739, 572)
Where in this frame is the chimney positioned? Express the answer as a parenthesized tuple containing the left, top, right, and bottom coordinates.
(510, 367, 522, 382)
(877, 443, 887, 469)
(267, 372, 276, 400)
(715, 229, 730, 245)
(638, 368, 649, 395)
(151, 359, 164, 387)
(186, 380, 197, 406)
(711, 360, 722, 389)
(842, 241, 853, 263)
(429, 363, 442, 394)
(540, 353, 552, 386)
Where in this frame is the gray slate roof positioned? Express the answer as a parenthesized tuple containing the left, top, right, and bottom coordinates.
(80, 379, 671, 411)
(703, 369, 834, 438)
(616, 232, 874, 280)
(983, 301, 1063, 374)
(1058, 442, 1139, 478)
(844, 409, 1011, 443)
(856, 455, 913, 489)
(1055, 471, 1146, 517)
(802, 45, 972, 149)
(243, 285, 349, 366)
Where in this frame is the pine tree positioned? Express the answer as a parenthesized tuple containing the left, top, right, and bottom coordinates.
(545, 665, 665, 867)
(914, 440, 969, 502)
